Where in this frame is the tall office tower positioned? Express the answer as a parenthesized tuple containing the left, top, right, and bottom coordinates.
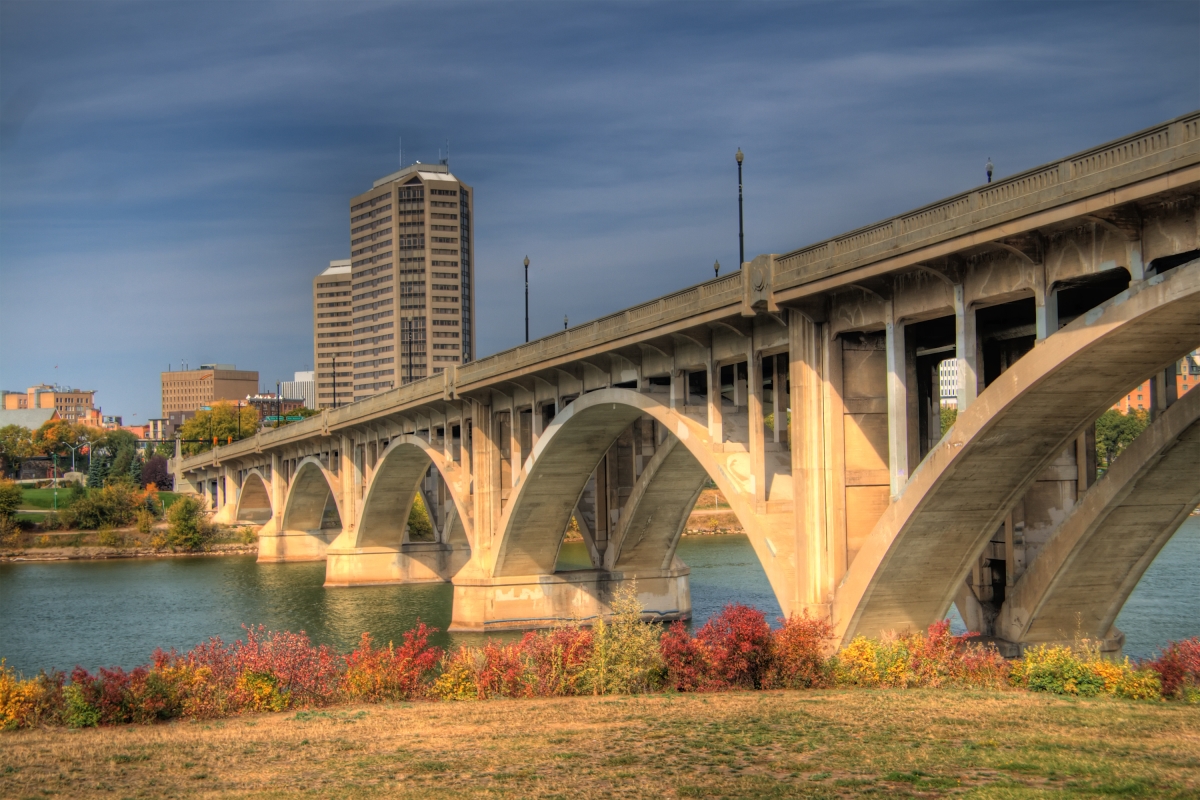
(348, 161, 474, 401)
(313, 260, 353, 409)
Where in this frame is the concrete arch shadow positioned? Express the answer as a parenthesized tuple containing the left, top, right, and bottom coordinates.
(324, 434, 472, 587)
(234, 469, 272, 524)
(834, 259, 1200, 645)
(999, 384, 1200, 649)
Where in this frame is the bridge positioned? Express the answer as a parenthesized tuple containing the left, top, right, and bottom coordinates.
(175, 111, 1200, 651)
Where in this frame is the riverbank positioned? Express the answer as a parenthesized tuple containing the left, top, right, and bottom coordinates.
(2, 689, 1197, 798)
(0, 542, 259, 562)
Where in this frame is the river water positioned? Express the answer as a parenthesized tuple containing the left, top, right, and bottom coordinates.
(1, 519, 1197, 676)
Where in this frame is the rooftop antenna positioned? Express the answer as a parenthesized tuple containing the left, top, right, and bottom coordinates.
(446, 138, 450, 167)
(399, 136, 403, 168)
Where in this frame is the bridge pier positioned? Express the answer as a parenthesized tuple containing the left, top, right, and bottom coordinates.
(324, 541, 470, 586)
(448, 564, 691, 632)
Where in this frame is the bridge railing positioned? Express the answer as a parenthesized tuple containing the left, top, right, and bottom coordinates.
(773, 110, 1200, 289)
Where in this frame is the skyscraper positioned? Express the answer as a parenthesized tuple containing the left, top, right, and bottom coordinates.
(313, 259, 352, 409)
(348, 161, 474, 401)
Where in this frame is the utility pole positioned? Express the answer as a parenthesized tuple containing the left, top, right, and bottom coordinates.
(524, 256, 530, 343)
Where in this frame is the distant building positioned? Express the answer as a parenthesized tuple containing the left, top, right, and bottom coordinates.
(146, 418, 171, 441)
(282, 370, 316, 410)
(938, 360, 959, 408)
(313, 261, 353, 409)
(1112, 350, 1200, 413)
(3, 384, 96, 423)
(161, 364, 259, 416)
(346, 161, 476, 401)
(245, 393, 306, 421)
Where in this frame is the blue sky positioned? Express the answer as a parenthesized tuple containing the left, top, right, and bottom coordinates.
(1, 1, 1197, 424)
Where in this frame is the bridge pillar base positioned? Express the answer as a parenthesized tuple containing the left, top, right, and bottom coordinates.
(324, 543, 471, 586)
(448, 566, 691, 632)
(257, 529, 337, 562)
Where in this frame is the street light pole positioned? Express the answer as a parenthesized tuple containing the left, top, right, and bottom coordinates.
(524, 256, 530, 343)
(736, 148, 745, 267)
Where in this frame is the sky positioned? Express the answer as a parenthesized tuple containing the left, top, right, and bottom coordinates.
(1, 1, 1197, 425)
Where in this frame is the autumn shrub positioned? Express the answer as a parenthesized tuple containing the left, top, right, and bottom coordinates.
(696, 603, 774, 690)
(1009, 641, 1160, 700)
(520, 625, 593, 697)
(833, 622, 1008, 689)
(0, 514, 20, 546)
(0, 479, 22, 518)
(342, 625, 441, 702)
(432, 647, 482, 700)
(70, 482, 141, 529)
(1147, 637, 1200, 702)
(166, 495, 212, 550)
(230, 625, 341, 709)
(97, 526, 125, 548)
(0, 661, 65, 729)
(765, 613, 835, 689)
(582, 583, 663, 695)
(661, 620, 711, 692)
(135, 508, 156, 535)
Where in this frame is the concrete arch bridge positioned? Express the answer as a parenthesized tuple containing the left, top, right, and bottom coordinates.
(179, 112, 1200, 651)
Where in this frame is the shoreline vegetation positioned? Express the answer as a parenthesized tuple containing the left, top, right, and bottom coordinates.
(3, 586, 1197, 736)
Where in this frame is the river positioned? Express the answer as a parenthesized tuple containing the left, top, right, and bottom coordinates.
(2, 519, 1197, 676)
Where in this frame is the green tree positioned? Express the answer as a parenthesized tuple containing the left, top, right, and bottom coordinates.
(32, 420, 89, 460)
(86, 453, 110, 489)
(167, 495, 211, 550)
(0, 479, 22, 518)
(407, 494, 434, 541)
(1095, 408, 1148, 470)
(177, 402, 260, 455)
(0, 425, 34, 478)
(940, 406, 958, 436)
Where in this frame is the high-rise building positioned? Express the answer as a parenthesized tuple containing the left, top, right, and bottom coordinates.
(313, 260, 352, 409)
(347, 161, 474, 401)
(160, 364, 259, 416)
(282, 370, 317, 410)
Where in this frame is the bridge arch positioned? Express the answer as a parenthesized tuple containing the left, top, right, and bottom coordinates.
(492, 387, 770, 585)
(834, 259, 1200, 645)
(281, 457, 343, 534)
(999, 385, 1200, 647)
(354, 434, 472, 550)
(234, 468, 272, 523)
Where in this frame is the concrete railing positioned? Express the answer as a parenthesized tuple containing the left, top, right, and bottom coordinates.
(773, 110, 1200, 288)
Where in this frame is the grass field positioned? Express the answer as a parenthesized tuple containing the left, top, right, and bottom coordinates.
(1, 689, 1197, 798)
(18, 488, 181, 512)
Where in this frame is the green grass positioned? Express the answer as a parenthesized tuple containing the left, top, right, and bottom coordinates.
(19, 488, 181, 511)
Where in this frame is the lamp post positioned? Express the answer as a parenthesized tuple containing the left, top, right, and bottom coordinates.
(986, 157, 994, 183)
(331, 360, 338, 409)
(524, 256, 530, 343)
(714, 259, 720, 278)
(735, 148, 745, 267)
(564, 314, 568, 330)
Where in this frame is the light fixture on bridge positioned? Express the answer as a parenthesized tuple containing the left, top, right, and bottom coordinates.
(564, 314, 568, 330)
(735, 149, 745, 267)
(524, 256, 530, 344)
(986, 157, 994, 183)
(714, 259, 720, 278)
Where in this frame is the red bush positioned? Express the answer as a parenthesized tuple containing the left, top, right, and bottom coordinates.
(766, 614, 834, 689)
(231, 625, 341, 708)
(1148, 637, 1200, 698)
(342, 624, 441, 702)
(697, 604, 774, 690)
(660, 621, 711, 692)
(521, 626, 593, 697)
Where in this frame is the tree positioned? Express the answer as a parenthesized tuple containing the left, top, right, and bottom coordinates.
(141, 455, 173, 490)
(87, 453, 110, 489)
(0, 425, 34, 478)
(0, 479, 22, 518)
(940, 406, 958, 436)
(1095, 408, 1148, 471)
(177, 402, 260, 455)
(32, 420, 89, 461)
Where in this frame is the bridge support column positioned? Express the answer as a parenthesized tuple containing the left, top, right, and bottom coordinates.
(472, 400, 501, 554)
(256, 453, 287, 560)
(954, 284, 978, 410)
(748, 347, 766, 509)
(213, 466, 239, 524)
(707, 359, 723, 444)
(885, 298, 909, 497)
(789, 310, 831, 615)
(1035, 266, 1058, 341)
(449, 565, 691, 632)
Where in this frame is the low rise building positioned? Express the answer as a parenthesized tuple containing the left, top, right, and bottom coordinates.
(3, 384, 96, 423)
(1112, 350, 1200, 413)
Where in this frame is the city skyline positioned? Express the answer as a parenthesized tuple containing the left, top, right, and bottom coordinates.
(1, 2, 1197, 424)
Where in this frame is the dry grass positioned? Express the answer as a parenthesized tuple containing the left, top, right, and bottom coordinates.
(2, 689, 1198, 798)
